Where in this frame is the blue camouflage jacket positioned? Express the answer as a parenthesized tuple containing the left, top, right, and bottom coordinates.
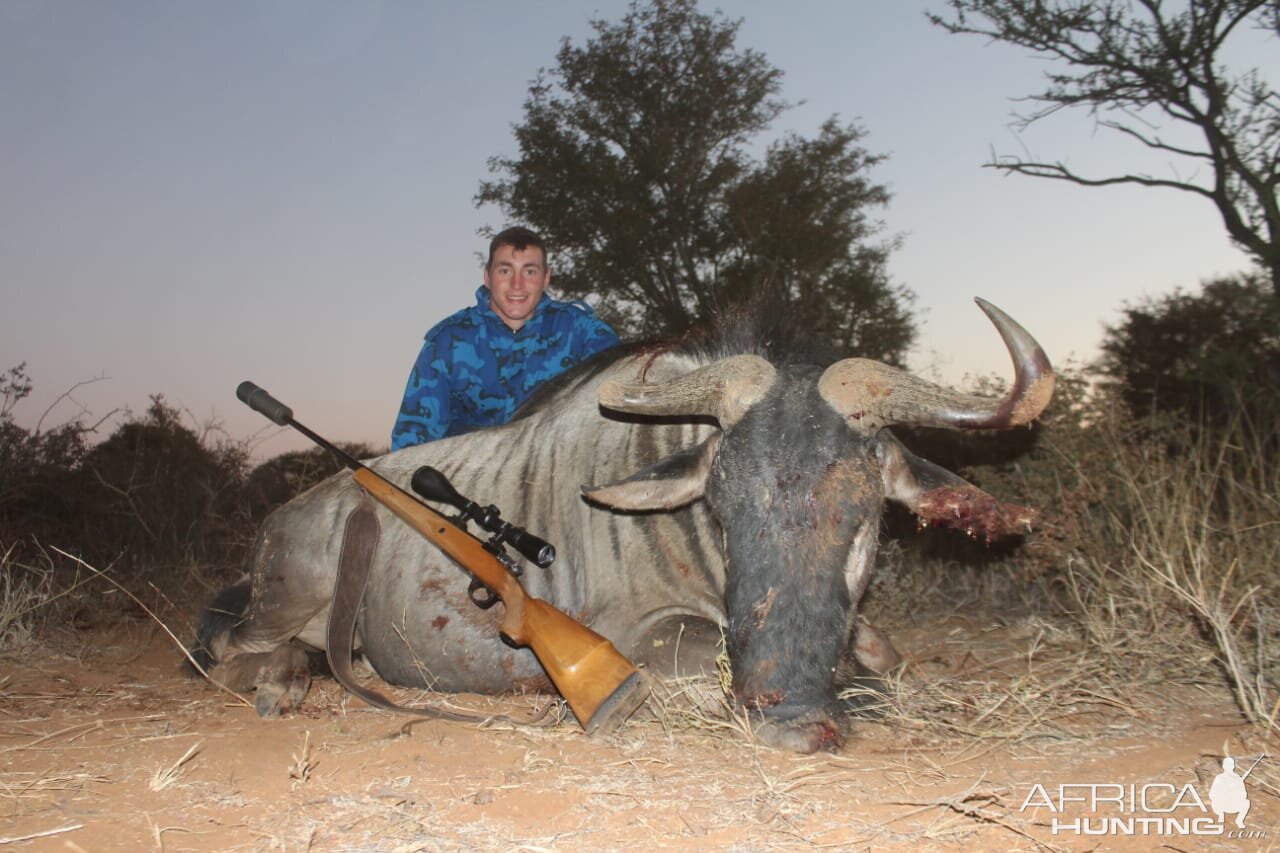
(391, 286, 620, 449)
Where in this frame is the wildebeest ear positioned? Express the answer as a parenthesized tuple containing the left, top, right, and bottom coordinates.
(582, 435, 721, 511)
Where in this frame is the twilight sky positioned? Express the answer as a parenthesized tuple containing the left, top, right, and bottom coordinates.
(1, 1, 1268, 458)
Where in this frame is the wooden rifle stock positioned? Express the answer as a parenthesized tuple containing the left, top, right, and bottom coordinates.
(352, 468, 649, 734)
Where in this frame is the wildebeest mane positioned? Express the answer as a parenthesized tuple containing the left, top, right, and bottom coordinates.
(678, 300, 843, 367)
(514, 302, 842, 421)
(510, 344, 634, 419)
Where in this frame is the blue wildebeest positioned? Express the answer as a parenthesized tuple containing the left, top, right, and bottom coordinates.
(194, 299, 1053, 752)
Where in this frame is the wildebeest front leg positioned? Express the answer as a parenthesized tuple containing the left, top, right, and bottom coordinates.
(196, 528, 335, 718)
(876, 431, 1037, 542)
(209, 642, 312, 718)
(201, 575, 324, 718)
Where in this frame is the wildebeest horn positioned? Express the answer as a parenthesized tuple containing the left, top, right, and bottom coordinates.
(818, 298, 1054, 430)
(599, 354, 777, 428)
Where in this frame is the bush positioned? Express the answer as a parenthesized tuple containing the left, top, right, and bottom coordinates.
(0, 364, 98, 557)
(73, 396, 252, 574)
(244, 442, 378, 521)
(1098, 270, 1280, 438)
(1, 363, 383, 588)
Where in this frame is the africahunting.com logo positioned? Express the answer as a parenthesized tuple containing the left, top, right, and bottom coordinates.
(1019, 754, 1268, 839)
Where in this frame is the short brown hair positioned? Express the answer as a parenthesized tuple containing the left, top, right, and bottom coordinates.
(487, 226, 547, 268)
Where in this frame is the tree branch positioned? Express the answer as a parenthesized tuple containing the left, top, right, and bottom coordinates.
(933, 0, 1280, 293)
(34, 373, 118, 437)
(1099, 119, 1216, 162)
(985, 158, 1218, 199)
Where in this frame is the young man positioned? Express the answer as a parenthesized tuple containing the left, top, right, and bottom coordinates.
(391, 227, 619, 450)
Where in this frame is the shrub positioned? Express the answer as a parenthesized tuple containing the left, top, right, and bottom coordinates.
(73, 396, 252, 574)
(1098, 271, 1280, 439)
(244, 442, 378, 521)
(0, 364, 99, 558)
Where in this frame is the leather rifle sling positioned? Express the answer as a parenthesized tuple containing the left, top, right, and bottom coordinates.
(326, 498, 496, 723)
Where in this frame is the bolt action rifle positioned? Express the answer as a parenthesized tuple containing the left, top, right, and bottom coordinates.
(237, 381, 648, 735)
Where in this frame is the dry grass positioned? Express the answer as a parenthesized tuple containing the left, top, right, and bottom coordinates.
(149, 740, 203, 792)
(0, 544, 54, 651)
(1048, 409, 1280, 734)
(1, 615, 1270, 851)
(289, 730, 315, 789)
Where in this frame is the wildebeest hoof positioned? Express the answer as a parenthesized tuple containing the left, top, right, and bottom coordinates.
(253, 678, 309, 718)
(206, 644, 313, 718)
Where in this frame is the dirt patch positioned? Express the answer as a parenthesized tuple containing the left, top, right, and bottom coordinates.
(1, 616, 1275, 851)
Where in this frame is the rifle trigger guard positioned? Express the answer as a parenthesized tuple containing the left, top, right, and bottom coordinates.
(467, 577, 499, 609)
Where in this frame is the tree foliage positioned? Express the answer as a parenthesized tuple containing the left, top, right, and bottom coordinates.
(930, 0, 1280, 295)
(1097, 270, 1280, 428)
(477, 0, 915, 363)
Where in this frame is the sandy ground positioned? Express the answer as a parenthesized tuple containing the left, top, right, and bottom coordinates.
(1, 609, 1276, 852)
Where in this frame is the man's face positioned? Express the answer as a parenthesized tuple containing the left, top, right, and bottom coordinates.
(484, 243, 550, 331)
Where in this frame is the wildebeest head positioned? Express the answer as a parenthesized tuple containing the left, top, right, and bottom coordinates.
(584, 299, 1053, 752)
